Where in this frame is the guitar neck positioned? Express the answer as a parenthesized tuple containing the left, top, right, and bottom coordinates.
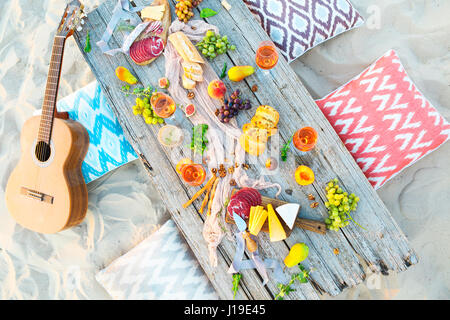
(38, 35, 66, 143)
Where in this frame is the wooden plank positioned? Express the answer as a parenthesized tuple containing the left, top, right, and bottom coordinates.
(72, 0, 418, 299)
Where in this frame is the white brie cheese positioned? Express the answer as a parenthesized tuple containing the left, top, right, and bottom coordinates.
(275, 203, 300, 230)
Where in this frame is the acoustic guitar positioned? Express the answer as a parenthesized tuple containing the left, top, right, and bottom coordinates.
(5, 1, 89, 234)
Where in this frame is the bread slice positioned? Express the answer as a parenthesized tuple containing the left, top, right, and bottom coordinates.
(182, 74, 196, 90)
(181, 61, 203, 75)
(184, 70, 203, 82)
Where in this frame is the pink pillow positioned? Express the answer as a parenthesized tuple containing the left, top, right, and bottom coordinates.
(316, 50, 450, 189)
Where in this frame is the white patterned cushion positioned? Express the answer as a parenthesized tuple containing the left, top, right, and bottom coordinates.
(95, 220, 218, 300)
(244, 0, 364, 62)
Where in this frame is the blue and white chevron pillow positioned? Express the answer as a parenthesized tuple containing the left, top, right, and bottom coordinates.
(57, 81, 137, 183)
(95, 220, 219, 300)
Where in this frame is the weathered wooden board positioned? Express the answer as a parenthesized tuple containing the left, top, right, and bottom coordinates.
(73, 0, 418, 299)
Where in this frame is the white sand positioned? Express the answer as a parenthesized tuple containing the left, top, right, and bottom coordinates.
(0, 0, 449, 299)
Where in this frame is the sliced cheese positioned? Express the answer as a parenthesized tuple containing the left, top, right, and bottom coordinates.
(182, 74, 196, 90)
(267, 204, 286, 242)
(168, 32, 205, 64)
(141, 5, 165, 21)
(184, 70, 203, 82)
(249, 208, 267, 236)
(275, 203, 300, 230)
(182, 61, 203, 75)
(248, 206, 256, 230)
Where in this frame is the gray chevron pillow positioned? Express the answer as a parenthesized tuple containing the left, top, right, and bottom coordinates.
(95, 220, 218, 300)
(244, 0, 364, 62)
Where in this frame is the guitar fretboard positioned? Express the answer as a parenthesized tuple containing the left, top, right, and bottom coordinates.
(38, 35, 66, 143)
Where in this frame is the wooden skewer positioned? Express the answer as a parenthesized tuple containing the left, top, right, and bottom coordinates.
(199, 176, 216, 214)
(182, 175, 216, 209)
(207, 177, 220, 216)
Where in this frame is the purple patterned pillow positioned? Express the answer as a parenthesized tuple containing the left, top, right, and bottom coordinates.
(244, 0, 364, 62)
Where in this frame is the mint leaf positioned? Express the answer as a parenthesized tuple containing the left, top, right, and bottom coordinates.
(200, 8, 218, 18)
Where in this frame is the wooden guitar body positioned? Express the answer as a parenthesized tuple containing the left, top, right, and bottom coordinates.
(5, 116, 89, 233)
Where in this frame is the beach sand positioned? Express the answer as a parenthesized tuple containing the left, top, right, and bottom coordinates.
(0, 0, 449, 299)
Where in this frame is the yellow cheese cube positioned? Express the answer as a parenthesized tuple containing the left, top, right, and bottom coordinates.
(141, 5, 165, 21)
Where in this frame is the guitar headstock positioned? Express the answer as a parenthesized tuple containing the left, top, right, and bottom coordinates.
(56, 0, 85, 38)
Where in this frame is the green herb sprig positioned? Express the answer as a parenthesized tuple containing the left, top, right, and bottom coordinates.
(191, 124, 209, 155)
(232, 273, 242, 299)
(220, 62, 227, 79)
(120, 85, 156, 99)
(275, 264, 310, 300)
(280, 134, 294, 161)
(84, 30, 91, 53)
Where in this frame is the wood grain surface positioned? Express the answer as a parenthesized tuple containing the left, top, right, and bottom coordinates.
(72, 0, 418, 299)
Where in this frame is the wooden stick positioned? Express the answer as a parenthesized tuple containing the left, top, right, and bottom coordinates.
(182, 175, 216, 209)
(199, 176, 216, 214)
(207, 178, 220, 216)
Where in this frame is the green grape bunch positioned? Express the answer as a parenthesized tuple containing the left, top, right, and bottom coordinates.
(195, 30, 236, 60)
(324, 178, 360, 231)
(132, 97, 164, 125)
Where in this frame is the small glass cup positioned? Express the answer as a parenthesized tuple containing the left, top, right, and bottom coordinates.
(180, 164, 206, 187)
(255, 40, 279, 70)
(157, 125, 184, 148)
(292, 127, 318, 152)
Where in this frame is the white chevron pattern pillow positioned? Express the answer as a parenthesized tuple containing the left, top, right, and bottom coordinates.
(95, 220, 218, 300)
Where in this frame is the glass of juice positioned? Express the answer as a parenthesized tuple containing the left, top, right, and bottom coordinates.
(151, 92, 176, 118)
(255, 40, 279, 70)
(180, 164, 206, 187)
(292, 127, 318, 152)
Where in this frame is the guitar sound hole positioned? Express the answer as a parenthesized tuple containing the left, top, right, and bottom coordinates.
(35, 141, 51, 162)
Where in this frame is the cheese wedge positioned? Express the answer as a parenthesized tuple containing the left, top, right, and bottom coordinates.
(182, 74, 196, 90)
(248, 206, 256, 229)
(267, 204, 286, 242)
(168, 32, 205, 64)
(250, 208, 267, 236)
(141, 5, 165, 21)
(182, 61, 203, 75)
(275, 203, 300, 230)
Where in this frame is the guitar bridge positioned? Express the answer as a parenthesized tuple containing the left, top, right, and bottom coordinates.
(20, 187, 54, 204)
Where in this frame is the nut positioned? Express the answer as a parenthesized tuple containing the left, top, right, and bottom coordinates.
(251, 84, 258, 92)
(187, 91, 195, 99)
(310, 202, 319, 208)
(307, 194, 315, 201)
(230, 179, 237, 186)
(228, 166, 235, 174)
(333, 248, 340, 255)
(242, 163, 250, 170)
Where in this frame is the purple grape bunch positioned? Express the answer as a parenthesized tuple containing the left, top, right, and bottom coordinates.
(217, 89, 252, 123)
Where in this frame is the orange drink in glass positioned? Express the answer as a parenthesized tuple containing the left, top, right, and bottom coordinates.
(180, 164, 206, 187)
(151, 92, 176, 118)
(293, 127, 318, 152)
(255, 40, 279, 70)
